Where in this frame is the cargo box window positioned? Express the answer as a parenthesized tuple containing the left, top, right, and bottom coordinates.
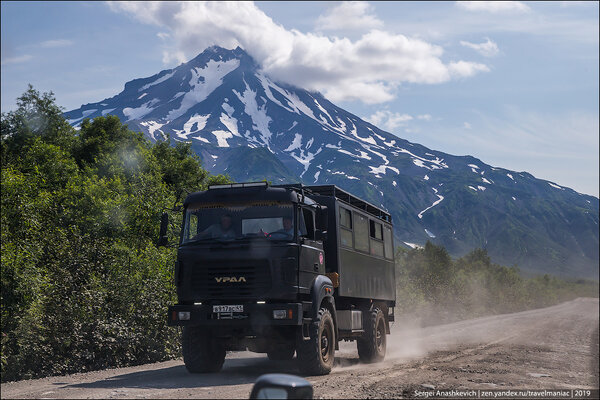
(370, 220, 383, 240)
(353, 213, 369, 253)
(384, 225, 394, 259)
(340, 207, 353, 248)
(369, 220, 384, 257)
(340, 207, 352, 229)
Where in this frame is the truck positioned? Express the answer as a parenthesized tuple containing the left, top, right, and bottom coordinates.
(161, 182, 396, 375)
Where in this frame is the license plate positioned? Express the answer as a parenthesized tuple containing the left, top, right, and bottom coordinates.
(213, 305, 243, 313)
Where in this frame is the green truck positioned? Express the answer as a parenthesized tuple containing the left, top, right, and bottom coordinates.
(161, 182, 395, 375)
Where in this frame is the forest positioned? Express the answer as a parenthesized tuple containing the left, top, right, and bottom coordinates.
(1, 87, 597, 382)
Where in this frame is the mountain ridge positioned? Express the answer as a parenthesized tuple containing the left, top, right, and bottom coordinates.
(64, 46, 599, 278)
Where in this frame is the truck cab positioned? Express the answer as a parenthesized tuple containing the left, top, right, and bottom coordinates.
(164, 182, 395, 375)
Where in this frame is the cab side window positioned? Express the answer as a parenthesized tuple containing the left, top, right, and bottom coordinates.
(301, 208, 315, 240)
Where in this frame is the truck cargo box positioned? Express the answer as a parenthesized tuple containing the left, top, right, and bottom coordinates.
(280, 185, 396, 302)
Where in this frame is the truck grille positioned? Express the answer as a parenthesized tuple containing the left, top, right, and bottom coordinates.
(190, 260, 271, 299)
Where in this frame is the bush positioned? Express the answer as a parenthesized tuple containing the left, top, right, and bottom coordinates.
(1, 86, 230, 381)
(395, 241, 599, 325)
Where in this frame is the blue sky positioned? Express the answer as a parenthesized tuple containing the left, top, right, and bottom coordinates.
(1, 1, 598, 196)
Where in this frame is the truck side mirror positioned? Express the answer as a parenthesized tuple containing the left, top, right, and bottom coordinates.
(157, 212, 169, 247)
(249, 373, 313, 399)
(316, 206, 328, 231)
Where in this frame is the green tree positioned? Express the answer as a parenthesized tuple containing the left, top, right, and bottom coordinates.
(1, 86, 231, 381)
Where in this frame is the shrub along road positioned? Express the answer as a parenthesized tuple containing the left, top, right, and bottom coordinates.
(1, 298, 597, 399)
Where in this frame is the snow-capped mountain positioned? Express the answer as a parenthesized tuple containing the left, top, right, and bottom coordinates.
(65, 46, 599, 278)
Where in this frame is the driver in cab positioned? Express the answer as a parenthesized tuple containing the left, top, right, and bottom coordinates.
(273, 216, 301, 238)
(198, 214, 236, 239)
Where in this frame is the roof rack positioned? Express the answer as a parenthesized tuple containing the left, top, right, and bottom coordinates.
(272, 183, 391, 223)
(208, 182, 268, 189)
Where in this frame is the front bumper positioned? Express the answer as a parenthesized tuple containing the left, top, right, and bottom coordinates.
(168, 302, 303, 327)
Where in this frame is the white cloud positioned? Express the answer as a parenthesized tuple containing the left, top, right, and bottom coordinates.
(460, 37, 499, 57)
(315, 1, 383, 32)
(463, 121, 472, 129)
(107, 1, 489, 104)
(1, 54, 33, 65)
(40, 39, 73, 48)
(417, 114, 432, 121)
(366, 110, 413, 131)
(448, 61, 490, 78)
(455, 1, 530, 13)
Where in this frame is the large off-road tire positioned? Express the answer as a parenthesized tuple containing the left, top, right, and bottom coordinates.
(296, 307, 336, 375)
(357, 307, 386, 363)
(267, 345, 296, 361)
(182, 326, 226, 373)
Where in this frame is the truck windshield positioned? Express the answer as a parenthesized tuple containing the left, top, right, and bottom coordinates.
(182, 203, 304, 243)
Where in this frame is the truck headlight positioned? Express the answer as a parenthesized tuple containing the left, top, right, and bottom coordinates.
(273, 310, 287, 319)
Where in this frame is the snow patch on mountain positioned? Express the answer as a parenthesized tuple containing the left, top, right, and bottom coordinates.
(313, 99, 337, 127)
(548, 182, 564, 190)
(418, 187, 444, 219)
(397, 147, 448, 170)
(222, 102, 235, 116)
(167, 59, 239, 120)
(256, 73, 296, 113)
(285, 134, 303, 152)
(220, 113, 240, 137)
(140, 121, 165, 141)
(123, 99, 159, 121)
(349, 121, 376, 145)
(139, 70, 175, 92)
(369, 165, 399, 176)
(292, 147, 323, 177)
(177, 114, 209, 139)
(234, 81, 273, 147)
(82, 109, 97, 117)
(212, 130, 233, 147)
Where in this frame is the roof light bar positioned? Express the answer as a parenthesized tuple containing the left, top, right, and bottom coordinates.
(208, 182, 269, 190)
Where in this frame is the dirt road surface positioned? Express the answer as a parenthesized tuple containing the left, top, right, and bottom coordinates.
(2, 298, 598, 399)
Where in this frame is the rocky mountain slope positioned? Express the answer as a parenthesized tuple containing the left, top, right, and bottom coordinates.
(64, 46, 599, 278)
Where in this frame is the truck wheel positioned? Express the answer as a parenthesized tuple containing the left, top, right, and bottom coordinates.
(296, 307, 335, 375)
(267, 346, 296, 361)
(182, 326, 226, 373)
(357, 307, 386, 363)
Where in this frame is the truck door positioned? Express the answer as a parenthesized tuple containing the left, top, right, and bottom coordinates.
(298, 207, 325, 293)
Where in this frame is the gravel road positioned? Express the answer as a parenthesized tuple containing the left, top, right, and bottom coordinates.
(2, 297, 598, 399)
